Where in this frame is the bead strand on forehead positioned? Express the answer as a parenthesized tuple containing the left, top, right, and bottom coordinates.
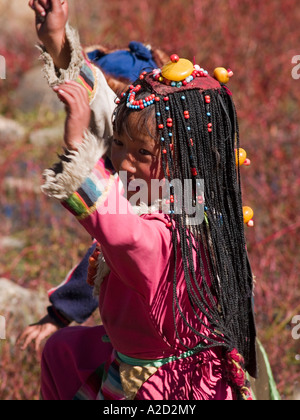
(126, 84, 158, 110)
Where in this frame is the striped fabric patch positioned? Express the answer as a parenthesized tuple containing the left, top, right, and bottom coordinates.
(73, 357, 126, 401)
(73, 364, 105, 401)
(63, 160, 116, 220)
(97, 357, 126, 400)
(76, 58, 98, 103)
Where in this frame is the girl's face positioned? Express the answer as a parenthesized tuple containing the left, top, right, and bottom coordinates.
(112, 112, 164, 205)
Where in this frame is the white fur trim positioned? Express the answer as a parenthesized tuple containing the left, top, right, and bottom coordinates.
(41, 130, 107, 200)
(38, 23, 85, 87)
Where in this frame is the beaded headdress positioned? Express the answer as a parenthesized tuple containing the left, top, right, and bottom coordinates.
(118, 55, 253, 227)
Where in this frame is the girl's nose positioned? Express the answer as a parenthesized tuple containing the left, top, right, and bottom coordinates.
(119, 153, 136, 174)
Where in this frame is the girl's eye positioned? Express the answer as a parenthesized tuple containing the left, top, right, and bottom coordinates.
(113, 138, 123, 146)
(139, 149, 152, 156)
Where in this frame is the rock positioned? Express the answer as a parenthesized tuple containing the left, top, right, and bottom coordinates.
(29, 125, 64, 147)
(0, 237, 25, 250)
(0, 278, 48, 343)
(15, 66, 64, 114)
(0, 116, 26, 143)
(3, 176, 41, 194)
(0, 0, 33, 34)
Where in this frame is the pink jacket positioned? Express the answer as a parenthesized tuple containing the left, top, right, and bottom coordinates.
(62, 157, 214, 360)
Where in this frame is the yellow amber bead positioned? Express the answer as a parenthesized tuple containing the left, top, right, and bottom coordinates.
(213, 67, 230, 84)
(161, 58, 194, 82)
(235, 148, 247, 166)
(243, 206, 254, 224)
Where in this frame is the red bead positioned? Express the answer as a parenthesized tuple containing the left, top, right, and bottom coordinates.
(208, 128, 212, 133)
(158, 124, 164, 129)
(155, 96, 160, 102)
(166, 222, 172, 228)
(185, 115, 190, 119)
(208, 123, 212, 128)
(170, 54, 180, 63)
(167, 118, 173, 123)
(163, 149, 167, 154)
(190, 138, 194, 146)
(164, 97, 169, 102)
(184, 111, 189, 115)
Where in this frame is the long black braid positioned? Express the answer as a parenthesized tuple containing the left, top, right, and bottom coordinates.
(113, 78, 255, 392)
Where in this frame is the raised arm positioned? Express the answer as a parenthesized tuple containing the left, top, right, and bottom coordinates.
(43, 82, 173, 299)
(29, 0, 70, 70)
(30, 0, 117, 144)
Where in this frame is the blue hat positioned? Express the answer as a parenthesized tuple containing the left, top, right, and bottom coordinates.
(87, 41, 157, 82)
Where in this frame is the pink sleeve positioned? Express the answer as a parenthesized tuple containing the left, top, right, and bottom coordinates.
(62, 159, 173, 298)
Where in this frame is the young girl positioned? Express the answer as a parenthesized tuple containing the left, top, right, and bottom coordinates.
(19, 0, 169, 352)
(40, 54, 257, 400)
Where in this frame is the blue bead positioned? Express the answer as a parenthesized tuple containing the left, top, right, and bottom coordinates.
(156, 112, 161, 116)
(169, 133, 173, 137)
(181, 96, 186, 100)
(161, 137, 165, 142)
(171, 82, 176, 87)
(165, 106, 170, 111)
(207, 112, 211, 117)
(187, 127, 191, 131)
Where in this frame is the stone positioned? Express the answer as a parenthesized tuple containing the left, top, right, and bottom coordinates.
(0, 278, 48, 343)
(0, 116, 26, 143)
(29, 125, 64, 147)
(15, 66, 64, 114)
(0, 237, 25, 250)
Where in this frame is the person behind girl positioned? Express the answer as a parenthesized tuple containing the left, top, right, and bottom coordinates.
(18, 0, 169, 352)
(40, 49, 257, 399)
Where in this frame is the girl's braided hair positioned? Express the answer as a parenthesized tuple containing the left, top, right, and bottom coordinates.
(113, 74, 256, 397)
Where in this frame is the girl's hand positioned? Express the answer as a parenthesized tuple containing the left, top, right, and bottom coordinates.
(29, 0, 70, 69)
(53, 81, 91, 151)
(16, 314, 60, 354)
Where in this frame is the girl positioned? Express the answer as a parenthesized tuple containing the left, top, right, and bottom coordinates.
(19, 0, 169, 352)
(40, 55, 257, 400)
